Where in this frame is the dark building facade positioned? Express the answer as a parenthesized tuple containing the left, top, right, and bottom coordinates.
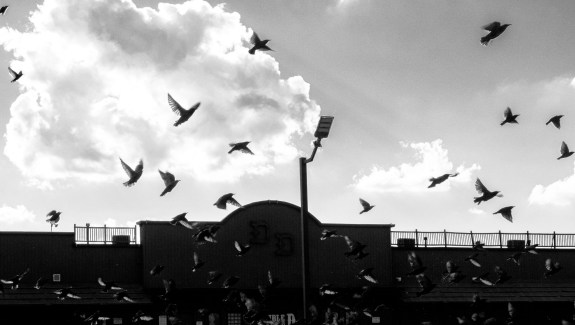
(1, 201, 574, 325)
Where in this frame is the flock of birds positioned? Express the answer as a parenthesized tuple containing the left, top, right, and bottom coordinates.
(0, 3, 572, 323)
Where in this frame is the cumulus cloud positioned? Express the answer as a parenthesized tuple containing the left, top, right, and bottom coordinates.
(0, 204, 36, 224)
(529, 167, 575, 207)
(0, 0, 320, 187)
(353, 139, 480, 193)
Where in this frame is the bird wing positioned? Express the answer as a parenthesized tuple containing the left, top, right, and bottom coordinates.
(234, 241, 243, 253)
(359, 198, 370, 209)
(97, 277, 106, 287)
(475, 178, 489, 195)
(159, 170, 175, 185)
(250, 32, 261, 45)
(504, 107, 512, 119)
(240, 147, 254, 155)
(470, 259, 481, 268)
(7, 67, 16, 77)
(482, 21, 501, 31)
(363, 274, 379, 284)
(193, 252, 200, 265)
(561, 141, 570, 155)
(168, 93, 186, 116)
(134, 159, 143, 174)
(119, 158, 134, 176)
(227, 197, 242, 208)
(408, 251, 422, 268)
(545, 258, 552, 271)
(552, 117, 561, 129)
(268, 270, 273, 285)
(501, 208, 513, 222)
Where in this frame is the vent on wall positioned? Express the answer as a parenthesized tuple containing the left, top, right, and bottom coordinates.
(52, 274, 61, 283)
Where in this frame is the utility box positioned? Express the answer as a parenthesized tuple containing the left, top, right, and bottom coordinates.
(397, 238, 416, 249)
(507, 239, 525, 250)
(112, 235, 130, 246)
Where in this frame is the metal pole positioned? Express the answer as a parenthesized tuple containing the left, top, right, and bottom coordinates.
(299, 157, 310, 322)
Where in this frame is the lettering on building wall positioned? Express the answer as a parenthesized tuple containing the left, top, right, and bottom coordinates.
(274, 233, 294, 256)
(249, 221, 269, 245)
(268, 313, 297, 325)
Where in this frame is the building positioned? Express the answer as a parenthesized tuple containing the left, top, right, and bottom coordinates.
(1, 200, 574, 325)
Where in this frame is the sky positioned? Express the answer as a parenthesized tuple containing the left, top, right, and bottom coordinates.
(1, 0, 575, 234)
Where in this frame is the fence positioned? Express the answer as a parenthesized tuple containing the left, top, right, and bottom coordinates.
(391, 230, 575, 249)
(74, 224, 138, 245)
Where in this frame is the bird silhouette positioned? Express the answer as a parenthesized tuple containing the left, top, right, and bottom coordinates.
(465, 253, 482, 267)
(132, 310, 154, 323)
(472, 272, 494, 286)
(234, 241, 251, 256)
(223, 275, 240, 288)
(160, 279, 177, 302)
(506, 252, 523, 266)
(546, 115, 563, 129)
(557, 141, 574, 160)
(500, 107, 519, 126)
(192, 252, 204, 272)
(54, 288, 81, 300)
(98, 277, 122, 293)
(481, 21, 511, 46)
(170, 213, 197, 230)
(359, 198, 374, 214)
(319, 284, 338, 296)
(229, 142, 254, 155)
(266, 270, 281, 289)
(46, 210, 61, 227)
(357, 268, 378, 284)
(0, 6, 8, 15)
(428, 173, 459, 188)
(214, 193, 242, 210)
(193, 228, 217, 244)
(407, 251, 427, 276)
(150, 264, 164, 276)
(442, 260, 465, 284)
(119, 158, 143, 187)
(158, 170, 180, 196)
(415, 274, 435, 296)
(34, 277, 49, 289)
(8, 67, 22, 83)
(249, 32, 272, 54)
(207, 271, 222, 285)
(544, 258, 562, 278)
(168, 93, 200, 127)
(320, 229, 339, 240)
(343, 236, 367, 259)
(493, 206, 514, 222)
(473, 178, 502, 204)
(494, 266, 511, 284)
(114, 290, 136, 303)
(1, 268, 30, 289)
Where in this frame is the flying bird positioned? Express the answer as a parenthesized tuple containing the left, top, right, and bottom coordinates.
(473, 178, 502, 204)
(234, 241, 251, 257)
(160, 279, 177, 302)
(150, 264, 164, 276)
(343, 236, 367, 259)
(46, 210, 61, 227)
(249, 32, 272, 54)
(158, 170, 180, 196)
(192, 252, 204, 272)
(132, 310, 154, 323)
(407, 251, 427, 276)
(319, 284, 338, 296)
(494, 266, 511, 284)
(546, 115, 563, 129)
(500, 107, 519, 126)
(1, 268, 30, 289)
(493, 206, 514, 222)
(472, 272, 494, 286)
(481, 21, 511, 46)
(207, 271, 222, 285)
(428, 173, 459, 188)
(119, 158, 143, 187)
(266, 270, 281, 289)
(320, 229, 339, 240)
(357, 268, 378, 284)
(168, 93, 200, 127)
(415, 274, 435, 297)
(229, 142, 254, 155)
(115, 290, 136, 303)
(506, 252, 523, 266)
(557, 141, 574, 160)
(544, 258, 562, 278)
(8, 67, 22, 83)
(54, 288, 81, 300)
(223, 276, 240, 288)
(98, 277, 122, 293)
(193, 228, 217, 244)
(214, 193, 242, 210)
(170, 213, 197, 230)
(34, 277, 49, 290)
(0, 6, 8, 15)
(442, 261, 465, 284)
(359, 198, 374, 214)
(465, 253, 482, 268)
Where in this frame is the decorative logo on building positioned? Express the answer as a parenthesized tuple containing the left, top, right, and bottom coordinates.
(249, 221, 269, 245)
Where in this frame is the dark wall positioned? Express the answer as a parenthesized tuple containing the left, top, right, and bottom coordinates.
(392, 247, 575, 283)
(139, 200, 394, 290)
(0, 232, 141, 286)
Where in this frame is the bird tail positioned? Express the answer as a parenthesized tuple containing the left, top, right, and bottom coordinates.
(500, 121, 506, 126)
(173, 121, 181, 127)
(473, 197, 482, 204)
(248, 47, 256, 55)
(123, 180, 134, 187)
(546, 120, 551, 125)
(480, 37, 490, 46)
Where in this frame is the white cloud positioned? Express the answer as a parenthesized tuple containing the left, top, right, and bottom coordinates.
(352, 139, 480, 193)
(0, 204, 36, 224)
(468, 207, 485, 215)
(529, 167, 575, 207)
(0, 0, 320, 187)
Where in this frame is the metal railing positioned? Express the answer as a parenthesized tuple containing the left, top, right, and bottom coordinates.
(74, 224, 138, 245)
(391, 230, 575, 249)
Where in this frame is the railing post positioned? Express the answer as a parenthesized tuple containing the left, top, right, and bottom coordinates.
(86, 223, 90, 245)
(553, 231, 556, 249)
(73, 224, 76, 242)
(134, 225, 137, 244)
(104, 225, 107, 245)
(526, 231, 530, 243)
(415, 229, 419, 248)
(499, 230, 503, 249)
(470, 231, 475, 247)
(444, 229, 447, 248)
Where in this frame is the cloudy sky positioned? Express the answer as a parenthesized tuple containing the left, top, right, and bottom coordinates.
(1, 0, 575, 234)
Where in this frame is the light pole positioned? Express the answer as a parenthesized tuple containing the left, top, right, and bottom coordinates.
(300, 116, 334, 322)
